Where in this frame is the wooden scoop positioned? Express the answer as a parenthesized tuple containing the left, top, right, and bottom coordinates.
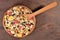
(24, 2, 57, 19)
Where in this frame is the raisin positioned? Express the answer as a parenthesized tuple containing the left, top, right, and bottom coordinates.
(7, 21, 9, 24)
(23, 33, 25, 35)
(28, 29, 30, 31)
(6, 27, 9, 29)
(22, 23, 24, 25)
(23, 22, 26, 23)
(17, 25, 19, 27)
(21, 7, 24, 9)
(30, 23, 34, 25)
(26, 12, 29, 14)
(19, 13, 21, 14)
(28, 21, 30, 22)
(12, 14, 15, 16)
(13, 27, 16, 29)
(22, 11, 24, 14)
(20, 18, 22, 20)
(12, 9, 14, 12)
(18, 22, 20, 23)
(12, 34, 15, 35)
(17, 31, 19, 34)
(11, 22, 14, 25)
(22, 28, 25, 30)
(6, 18, 8, 20)
(22, 24, 26, 27)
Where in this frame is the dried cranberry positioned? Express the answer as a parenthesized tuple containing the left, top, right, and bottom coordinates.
(29, 17, 33, 20)
(7, 11, 12, 15)
(27, 24, 31, 26)
(17, 25, 21, 29)
(13, 20, 18, 24)
(12, 14, 15, 16)
(26, 24, 31, 28)
(7, 30, 11, 34)
(6, 27, 9, 29)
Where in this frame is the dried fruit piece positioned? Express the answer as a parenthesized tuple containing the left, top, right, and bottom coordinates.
(6, 27, 9, 29)
(7, 10, 12, 15)
(7, 29, 11, 34)
(13, 20, 18, 24)
(28, 29, 30, 31)
(17, 32, 23, 37)
(8, 16, 14, 21)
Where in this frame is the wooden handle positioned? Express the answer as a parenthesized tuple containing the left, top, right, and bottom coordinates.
(31, 2, 57, 17)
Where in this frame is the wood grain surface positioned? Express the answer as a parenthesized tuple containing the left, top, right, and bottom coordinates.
(0, 0, 60, 40)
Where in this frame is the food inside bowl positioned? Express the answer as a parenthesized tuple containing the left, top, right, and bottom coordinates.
(3, 6, 35, 38)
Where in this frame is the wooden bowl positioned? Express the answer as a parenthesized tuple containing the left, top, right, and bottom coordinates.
(2, 5, 36, 38)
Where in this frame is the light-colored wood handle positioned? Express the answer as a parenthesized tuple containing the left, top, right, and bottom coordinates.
(31, 2, 57, 17)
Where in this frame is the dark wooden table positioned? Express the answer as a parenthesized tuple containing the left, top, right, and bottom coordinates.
(0, 0, 60, 40)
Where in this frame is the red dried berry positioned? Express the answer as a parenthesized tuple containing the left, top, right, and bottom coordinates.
(17, 25, 21, 29)
(13, 20, 18, 24)
(26, 24, 31, 28)
(7, 29, 11, 34)
(29, 17, 33, 20)
(7, 10, 12, 15)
